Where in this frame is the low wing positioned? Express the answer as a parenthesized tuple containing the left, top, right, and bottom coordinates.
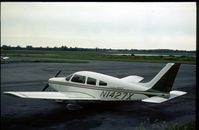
(142, 90, 186, 103)
(4, 91, 98, 100)
(121, 75, 144, 83)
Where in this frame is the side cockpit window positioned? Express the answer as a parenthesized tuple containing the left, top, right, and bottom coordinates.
(65, 74, 72, 81)
(99, 81, 107, 86)
(87, 77, 96, 85)
(71, 74, 86, 84)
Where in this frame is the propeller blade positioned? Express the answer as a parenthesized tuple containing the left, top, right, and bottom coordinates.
(42, 70, 61, 91)
(42, 83, 49, 91)
(55, 70, 61, 77)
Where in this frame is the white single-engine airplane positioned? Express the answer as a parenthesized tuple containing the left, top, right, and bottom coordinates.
(4, 63, 186, 104)
(1, 56, 10, 61)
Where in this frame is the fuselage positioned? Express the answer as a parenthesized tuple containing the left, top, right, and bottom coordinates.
(48, 71, 151, 101)
(3, 63, 186, 105)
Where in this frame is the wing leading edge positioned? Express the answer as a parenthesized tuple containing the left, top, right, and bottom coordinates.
(4, 91, 98, 100)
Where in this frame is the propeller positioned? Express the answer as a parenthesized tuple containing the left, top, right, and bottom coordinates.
(42, 83, 49, 91)
(42, 70, 61, 91)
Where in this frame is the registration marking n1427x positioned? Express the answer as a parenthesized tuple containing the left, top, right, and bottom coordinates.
(100, 90, 134, 100)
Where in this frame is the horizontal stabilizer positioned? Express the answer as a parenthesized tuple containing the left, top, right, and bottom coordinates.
(121, 75, 144, 83)
(4, 91, 98, 100)
(142, 90, 186, 103)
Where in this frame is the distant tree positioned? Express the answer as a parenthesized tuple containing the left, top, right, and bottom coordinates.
(16, 45, 21, 49)
(1, 45, 11, 50)
(74, 47, 78, 51)
(26, 45, 33, 49)
(61, 46, 68, 51)
(69, 47, 73, 51)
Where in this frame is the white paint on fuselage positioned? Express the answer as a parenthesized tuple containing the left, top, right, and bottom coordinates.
(48, 71, 149, 101)
(75, 71, 147, 91)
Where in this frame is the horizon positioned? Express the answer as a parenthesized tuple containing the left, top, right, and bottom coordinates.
(1, 44, 196, 52)
(1, 2, 196, 51)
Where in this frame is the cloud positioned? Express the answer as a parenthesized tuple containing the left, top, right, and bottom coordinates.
(1, 2, 196, 50)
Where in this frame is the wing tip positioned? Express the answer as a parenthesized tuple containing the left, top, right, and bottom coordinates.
(4, 92, 26, 98)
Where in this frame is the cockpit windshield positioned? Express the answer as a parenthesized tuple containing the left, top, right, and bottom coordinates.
(65, 74, 73, 81)
(71, 74, 86, 84)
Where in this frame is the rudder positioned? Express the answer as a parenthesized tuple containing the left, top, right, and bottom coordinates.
(145, 63, 180, 93)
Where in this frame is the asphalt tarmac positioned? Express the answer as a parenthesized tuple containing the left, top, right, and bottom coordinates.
(1, 60, 196, 130)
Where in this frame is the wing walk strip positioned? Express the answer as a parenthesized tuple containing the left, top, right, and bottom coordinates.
(49, 80, 169, 97)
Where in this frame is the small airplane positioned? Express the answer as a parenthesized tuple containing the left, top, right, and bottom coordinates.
(4, 63, 186, 106)
(1, 56, 10, 61)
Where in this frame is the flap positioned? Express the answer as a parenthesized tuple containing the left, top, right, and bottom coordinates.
(4, 91, 98, 100)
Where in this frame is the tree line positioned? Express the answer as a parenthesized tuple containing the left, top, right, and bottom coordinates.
(0, 45, 196, 54)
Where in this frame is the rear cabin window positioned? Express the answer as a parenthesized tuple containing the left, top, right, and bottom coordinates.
(99, 81, 107, 86)
(65, 74, 72, 81)
(71, 74, 86, 84)
(87, 77, 96, 85)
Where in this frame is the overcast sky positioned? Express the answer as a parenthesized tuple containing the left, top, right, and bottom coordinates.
(1, 2, 196, 50)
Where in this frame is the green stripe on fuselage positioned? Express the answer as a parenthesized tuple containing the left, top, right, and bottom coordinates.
(49, 80, 169, 98)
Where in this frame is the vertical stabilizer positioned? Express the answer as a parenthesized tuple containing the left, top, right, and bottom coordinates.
(144, 63, 180, 93)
